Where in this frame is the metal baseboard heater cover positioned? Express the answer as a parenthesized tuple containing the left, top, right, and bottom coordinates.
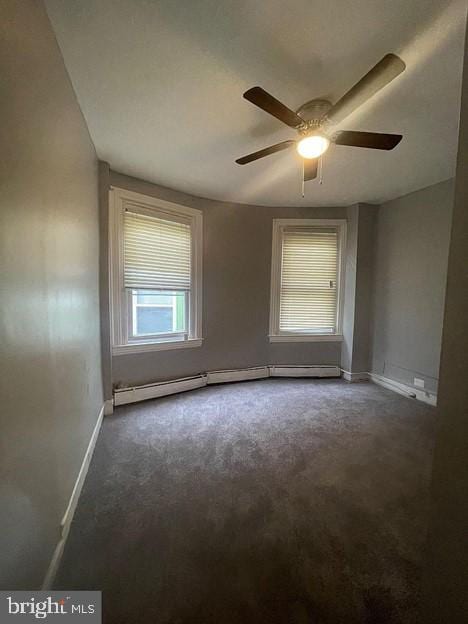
(206, 366, 269, 385)
(113, 365, 340, 406)
(270, 365, 340, 377)
(114, 374, 207, 406)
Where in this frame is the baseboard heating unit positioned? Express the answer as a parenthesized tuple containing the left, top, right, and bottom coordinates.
(269, 365, 340, 378)
(114, 374, 207, 406)
(206, 366, 269, 385)
(113, 365, 341, 406)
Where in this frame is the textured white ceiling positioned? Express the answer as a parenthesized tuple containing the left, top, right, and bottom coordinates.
(45, 0, 466, 206)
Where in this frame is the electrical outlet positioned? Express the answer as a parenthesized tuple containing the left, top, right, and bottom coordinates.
(414, 377, 425, 389)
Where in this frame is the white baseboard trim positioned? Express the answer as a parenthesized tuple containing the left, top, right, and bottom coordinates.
(207, 366, 269, 385)
(341, 369, 369, 382)
(42, 402, 105, 590)
(269, 365, 341, 378)
(368, 373, 437, 406)
(114, 374, 207, 406)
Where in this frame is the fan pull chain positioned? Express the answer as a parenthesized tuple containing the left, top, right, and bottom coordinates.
(302, 161, 305, 198)
(319, 155, 324, 185)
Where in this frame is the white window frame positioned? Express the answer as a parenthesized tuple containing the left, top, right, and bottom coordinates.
(269, 218, 346, 343)
(109, 187, 203, 355)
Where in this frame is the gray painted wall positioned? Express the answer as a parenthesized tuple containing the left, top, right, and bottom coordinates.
(352, 205, 377, 373)
(109, 171, 347, 387)
(340, 205, 359, 373)
(340, 204, 377, 374)
(0, 1, 103, 588)
(98, 162, 113, 400)
(369, 179, 454, 393)
(422, 21, 468, 622)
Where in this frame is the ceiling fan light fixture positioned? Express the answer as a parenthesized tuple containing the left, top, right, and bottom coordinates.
(297, 135, 330, 159)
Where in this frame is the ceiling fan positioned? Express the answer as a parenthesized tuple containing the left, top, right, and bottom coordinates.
(236, 54, 406, 184)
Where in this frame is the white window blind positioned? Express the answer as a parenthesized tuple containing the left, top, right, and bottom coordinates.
(123, 209, 191, 291)
(279, 226, 338, 333)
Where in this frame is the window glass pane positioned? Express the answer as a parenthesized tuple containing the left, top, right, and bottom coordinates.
(137, 306, 173, 334)
(131, 290, 187, 337)
(136, 292, 173, 305)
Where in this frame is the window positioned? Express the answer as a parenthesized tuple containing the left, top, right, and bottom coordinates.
(269, 219, 346, 342)
(130, 290, 187, 338)
(110, 188, 202, 354)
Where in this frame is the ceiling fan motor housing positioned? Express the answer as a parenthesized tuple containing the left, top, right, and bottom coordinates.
(295, 99, 332, 135)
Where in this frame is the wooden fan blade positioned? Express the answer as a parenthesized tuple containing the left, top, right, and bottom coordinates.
(236, 140, 296, 165)
(303, 158, 318, 181)
(243, 87, 304, 128)
(333, 131, 402, 150)
(326, 54, 406, 124)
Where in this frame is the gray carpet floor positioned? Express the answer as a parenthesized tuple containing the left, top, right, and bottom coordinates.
(55, 379, 436, 624)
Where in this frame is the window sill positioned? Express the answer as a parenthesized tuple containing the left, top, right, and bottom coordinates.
(112, 338, 203, 356)
(269, 334, 343, 343)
